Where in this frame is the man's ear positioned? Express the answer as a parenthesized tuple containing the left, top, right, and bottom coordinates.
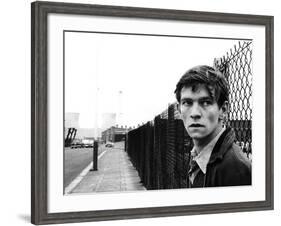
(219, 101, 228, 120)
(176, 103, 184, 121)
(221, 101, 228, 112)
(176, 102, 181, 113)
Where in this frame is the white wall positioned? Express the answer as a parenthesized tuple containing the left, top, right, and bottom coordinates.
(0, 0, 279, 225)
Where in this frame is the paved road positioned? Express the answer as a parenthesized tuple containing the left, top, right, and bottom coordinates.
(64, 147, 94, 188)
(64, 141, 125, 189)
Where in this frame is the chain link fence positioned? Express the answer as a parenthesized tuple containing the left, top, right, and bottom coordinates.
(126, 40, 253, 189)
(126, 105, 192, 190)
(214, 41, 253, 158)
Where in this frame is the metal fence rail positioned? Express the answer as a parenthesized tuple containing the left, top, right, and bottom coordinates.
(126, 41, 253, 190)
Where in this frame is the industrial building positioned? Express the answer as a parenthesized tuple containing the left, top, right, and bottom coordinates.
(101, 125, 132, 143)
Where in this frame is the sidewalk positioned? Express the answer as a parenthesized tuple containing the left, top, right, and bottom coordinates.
(69, 144, 146, 194)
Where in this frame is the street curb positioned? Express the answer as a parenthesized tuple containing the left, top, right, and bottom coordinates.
(64, 150, 107, 194)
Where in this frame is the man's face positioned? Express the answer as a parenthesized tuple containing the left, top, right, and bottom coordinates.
(179, 85, 225, 144)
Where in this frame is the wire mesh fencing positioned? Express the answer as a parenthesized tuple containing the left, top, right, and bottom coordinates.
(126, 104, 193, 190)
(214, 41, 253, 158)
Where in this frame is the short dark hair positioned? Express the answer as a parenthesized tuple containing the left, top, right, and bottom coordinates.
(174, 65, 229, 108)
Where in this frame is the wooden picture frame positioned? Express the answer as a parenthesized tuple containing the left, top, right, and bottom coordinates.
(31, 1, 274, 224)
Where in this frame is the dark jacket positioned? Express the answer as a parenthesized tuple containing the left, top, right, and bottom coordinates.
(191, 128, 252, 187)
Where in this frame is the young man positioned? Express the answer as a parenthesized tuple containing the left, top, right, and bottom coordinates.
(175, 65, 251, 188)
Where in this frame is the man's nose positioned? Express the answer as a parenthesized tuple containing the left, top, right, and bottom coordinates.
(190, 103, 201, 119)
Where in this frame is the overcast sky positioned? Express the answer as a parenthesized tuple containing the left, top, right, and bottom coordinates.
(65, 31, 243, 130)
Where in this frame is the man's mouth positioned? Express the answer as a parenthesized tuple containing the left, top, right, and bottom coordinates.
(189, 124, 204, 128)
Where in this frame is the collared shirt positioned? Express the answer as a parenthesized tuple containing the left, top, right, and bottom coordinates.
(189, 127, 226, 185)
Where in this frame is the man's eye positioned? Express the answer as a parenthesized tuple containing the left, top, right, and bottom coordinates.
(182, 100, 192, 106)
(201, 100, 212, 106)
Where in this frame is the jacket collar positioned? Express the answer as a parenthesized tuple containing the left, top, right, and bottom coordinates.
(208, 127, 236, 164)
(193, 127, 225, 174)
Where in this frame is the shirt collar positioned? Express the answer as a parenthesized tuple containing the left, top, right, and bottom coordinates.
(192, 127, 226, 174)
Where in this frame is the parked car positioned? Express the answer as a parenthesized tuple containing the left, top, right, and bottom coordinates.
(71, 141, 83, 149)
(105, 142, 114, 148)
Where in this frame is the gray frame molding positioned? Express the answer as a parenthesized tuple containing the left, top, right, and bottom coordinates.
(31, 1, 274, 225)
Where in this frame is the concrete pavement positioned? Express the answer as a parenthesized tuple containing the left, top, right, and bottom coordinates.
(68, 143, 146, 194)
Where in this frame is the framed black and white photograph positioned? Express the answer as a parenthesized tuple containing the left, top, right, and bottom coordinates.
(31, 1, 274, 225)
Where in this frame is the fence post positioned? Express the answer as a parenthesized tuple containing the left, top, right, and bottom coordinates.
(91, 141, 98, 171)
